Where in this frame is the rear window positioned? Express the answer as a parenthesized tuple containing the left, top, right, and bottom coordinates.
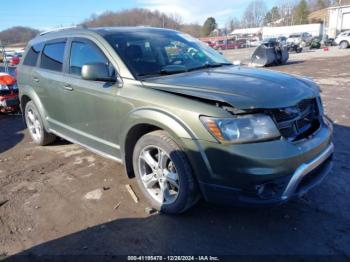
(23, 43, 44, 67)
(40, 41, 66, 72)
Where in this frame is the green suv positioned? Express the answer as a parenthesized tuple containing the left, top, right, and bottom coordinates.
(17, 27, 334, 214)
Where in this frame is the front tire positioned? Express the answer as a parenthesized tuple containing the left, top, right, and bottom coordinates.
(132, 130, 199, 214)
(339, 41, 349, 49)
(25, 101, 56, 145)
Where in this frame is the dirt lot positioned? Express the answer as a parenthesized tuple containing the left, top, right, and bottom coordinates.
(222, 45, 350, 65)
(1, 49, 350, 259)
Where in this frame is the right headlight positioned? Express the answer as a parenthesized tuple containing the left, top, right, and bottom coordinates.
(0, 84, 9, 91)
(200, 114, 280, 144)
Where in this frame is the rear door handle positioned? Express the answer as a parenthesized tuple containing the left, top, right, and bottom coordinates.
(63, 84, 73, 91)
(33, 77, 39, 83)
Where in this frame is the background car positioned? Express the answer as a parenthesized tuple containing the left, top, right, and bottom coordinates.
(2, 54, 13, 63)
(277, 36, 287, 46)
(213, 39, 246, 50)
(202, 40, 215, 48)
(10, 55, 20, 65)
(287, 32, 313, 47)
(334, 31, 350, 49)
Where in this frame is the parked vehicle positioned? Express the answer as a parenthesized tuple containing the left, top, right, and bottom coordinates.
(10, 55, 20, 65)
(309, 38, 321, 49)
(247, 37, 261, 47)
(324, 36, 335, 47)
(202, 40, 215, 48)
(277, 36, 287, 46)
(17, 27, 333, 214)
(2, 54, 13, 63)
(287, 32, 313, 47)
(0, 72, 19, 113)
(334, 31, 350, 49)
(213, 39, 246, 50)
(288, 43, 303, 53)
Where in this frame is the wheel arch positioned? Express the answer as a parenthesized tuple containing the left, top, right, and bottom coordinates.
(20, 90, 50, 131)
(121, 108, 196, 178)
(340, 40, 349, 48)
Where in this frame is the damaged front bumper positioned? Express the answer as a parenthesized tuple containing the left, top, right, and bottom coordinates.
(182, 119, 333, 206)
(0, 95, 20, 110)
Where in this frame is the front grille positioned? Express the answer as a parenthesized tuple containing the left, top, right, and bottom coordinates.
(0, 89, 11, 96)
(270, 98, 321, 141)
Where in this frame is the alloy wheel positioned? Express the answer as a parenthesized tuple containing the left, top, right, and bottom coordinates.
(26, 108, 42, 141)
(138, 145, 180, 205)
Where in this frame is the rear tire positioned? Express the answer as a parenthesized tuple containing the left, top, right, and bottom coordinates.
(25, 101, 56, 146)
(132, 130, 199, 214)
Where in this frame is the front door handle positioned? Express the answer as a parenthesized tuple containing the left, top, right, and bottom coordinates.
(63, 84, 73, 91)
(33, 77, 39, 83)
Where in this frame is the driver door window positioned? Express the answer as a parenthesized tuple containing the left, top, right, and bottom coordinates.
(69, 40, 113, 77)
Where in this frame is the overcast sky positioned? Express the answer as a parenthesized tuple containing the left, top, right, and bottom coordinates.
(0, 0, 277, 31)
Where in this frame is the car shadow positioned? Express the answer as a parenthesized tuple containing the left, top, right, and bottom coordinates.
(2, 124, 350, 259)
(0, 114, 25, 154)
(284, 60, 304, 65)
(48, 137, 72, 147)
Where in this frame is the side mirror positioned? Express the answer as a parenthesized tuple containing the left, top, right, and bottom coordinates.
(81, 63, 115, 82)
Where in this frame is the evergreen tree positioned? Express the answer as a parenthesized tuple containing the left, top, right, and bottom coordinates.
(293, 0, 309, 25)
(202, 17, 217, 36)
(264, 6, 281, 25)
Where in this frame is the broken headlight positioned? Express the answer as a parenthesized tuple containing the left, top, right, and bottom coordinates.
(0, 84, 9, 91)
(201, 114, 280, 144)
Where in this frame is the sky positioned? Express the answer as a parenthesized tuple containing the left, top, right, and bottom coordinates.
(0, 0, 277, 31)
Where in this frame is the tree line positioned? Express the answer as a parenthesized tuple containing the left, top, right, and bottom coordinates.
(225, 0, 347, 34)
(0, 0, 348, 45)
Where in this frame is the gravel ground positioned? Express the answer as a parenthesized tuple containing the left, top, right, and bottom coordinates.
(222, 45, 350, 65)
(0, 52, 350, 260)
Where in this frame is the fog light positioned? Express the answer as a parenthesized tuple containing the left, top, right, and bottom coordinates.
(255, 182, 278, 199)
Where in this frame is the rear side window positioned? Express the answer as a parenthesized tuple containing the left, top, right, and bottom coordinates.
(69, 41, 108, 76)
(23, 43, 44, 66)
(40, 42, 66, 72)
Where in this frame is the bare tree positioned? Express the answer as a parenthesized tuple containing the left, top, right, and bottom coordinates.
(277, 0, 298, 25)
(180, 24, 202, 38)
(0, 26, 39, 45)
(226, 17, 241, 33)
(82, 8, 187, 30)
(241, 0, 268, 28)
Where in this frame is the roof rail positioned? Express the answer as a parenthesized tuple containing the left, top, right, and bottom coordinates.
(39, 25, 84, 36)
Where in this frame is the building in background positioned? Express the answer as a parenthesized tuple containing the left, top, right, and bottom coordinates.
(309, 4, 350, 38)
(262, 24, 322, 39)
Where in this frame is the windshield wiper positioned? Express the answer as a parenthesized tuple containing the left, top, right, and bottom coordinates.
(188, 62, 231, 72)
(160, 65, 188, 75)
(138, 65, 188, 78)
(138, 63, 231, 78)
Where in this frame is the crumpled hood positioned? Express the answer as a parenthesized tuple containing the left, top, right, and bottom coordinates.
(142, 66, 319, 110)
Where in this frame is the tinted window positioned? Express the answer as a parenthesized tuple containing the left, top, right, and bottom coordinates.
(69, 41, 108, 76)
(23, 43, 44, 66)
(40, 42, 66, 72)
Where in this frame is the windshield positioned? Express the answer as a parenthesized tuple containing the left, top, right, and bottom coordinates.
(104, 30, 231, 78)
